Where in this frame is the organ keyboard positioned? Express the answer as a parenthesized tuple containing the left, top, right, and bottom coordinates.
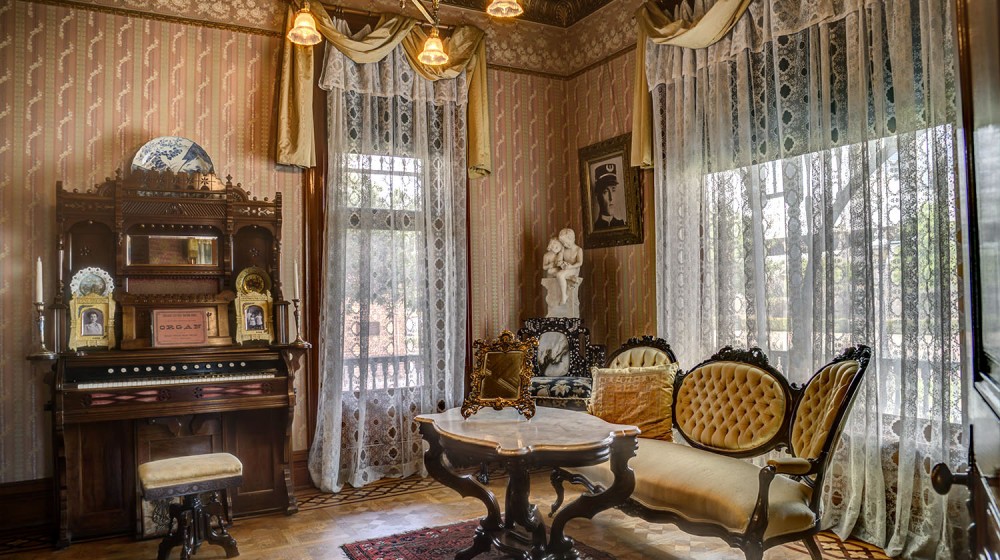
(75, 373, 276, 390)
(57, 349, 292, 422)
(64, 356, 281, 389)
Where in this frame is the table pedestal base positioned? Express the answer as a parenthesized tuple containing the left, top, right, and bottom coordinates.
(420, 422, 637, 560)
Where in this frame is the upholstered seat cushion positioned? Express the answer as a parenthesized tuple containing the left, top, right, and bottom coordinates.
(139, 452, 243, 492)
(567, 439, 815, 540)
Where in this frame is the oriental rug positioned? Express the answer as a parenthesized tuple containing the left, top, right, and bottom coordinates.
(341, 519, 616, 560)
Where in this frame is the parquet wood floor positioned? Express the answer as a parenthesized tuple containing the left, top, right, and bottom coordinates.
(2, 472, 889, 559)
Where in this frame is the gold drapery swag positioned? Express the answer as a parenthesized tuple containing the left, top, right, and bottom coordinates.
(631, 0, 752, 168)
(277, 4, 492, 178)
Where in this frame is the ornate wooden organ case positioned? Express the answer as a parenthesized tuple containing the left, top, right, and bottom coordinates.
(49, 170, 303, 547)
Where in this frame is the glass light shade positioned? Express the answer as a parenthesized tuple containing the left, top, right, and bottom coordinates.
(486, 0, 523, 18)
(287, 8, 322, 46)
(418, 28, 449, 66)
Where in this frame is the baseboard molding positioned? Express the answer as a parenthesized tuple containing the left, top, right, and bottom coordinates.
(292, 450, 313, 490)
(0, 478, 52, 533)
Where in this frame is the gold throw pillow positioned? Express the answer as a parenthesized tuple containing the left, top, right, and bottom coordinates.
(589, 363, 678, 441)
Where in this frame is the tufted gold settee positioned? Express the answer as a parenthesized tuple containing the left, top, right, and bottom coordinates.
(551, 342, 872, 560)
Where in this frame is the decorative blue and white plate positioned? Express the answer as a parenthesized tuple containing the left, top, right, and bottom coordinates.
(131, 136, 214, 173)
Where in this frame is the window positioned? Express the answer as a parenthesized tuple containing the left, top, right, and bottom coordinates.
(704, 125, 961, 421)
(340, 154, 427, 392)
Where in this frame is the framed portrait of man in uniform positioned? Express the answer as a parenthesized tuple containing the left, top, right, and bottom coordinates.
(578, 133, 643, 248)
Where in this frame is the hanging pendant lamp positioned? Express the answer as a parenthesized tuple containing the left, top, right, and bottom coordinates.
(418, 27, 449, 65)
(287, 2, 323, 46)
(418, 0, 449, 66)
(486, 0, 523, 18)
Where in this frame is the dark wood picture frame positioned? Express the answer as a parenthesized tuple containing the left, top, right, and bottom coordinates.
(579, 133, 643, 249)
(517, 317, 605, 378)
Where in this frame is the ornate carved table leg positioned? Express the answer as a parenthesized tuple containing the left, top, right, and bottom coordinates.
(419, 422, 503, 560)
(547, 435, 638, 557)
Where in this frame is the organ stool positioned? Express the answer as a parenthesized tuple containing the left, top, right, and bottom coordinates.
(138, 453, 243, 560)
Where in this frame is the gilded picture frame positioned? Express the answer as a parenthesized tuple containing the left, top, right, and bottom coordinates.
(461, 330, 537, 419)
(579, 133, 643, 249)
(68, 267, 116, 350)
(234, 267, 273, 345)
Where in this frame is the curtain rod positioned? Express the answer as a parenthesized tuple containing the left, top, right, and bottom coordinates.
(318, 2, 458, 31)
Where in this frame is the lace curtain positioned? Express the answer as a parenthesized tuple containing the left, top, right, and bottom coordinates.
(648, 0, 966, 557)
(309, 31, 468, 492)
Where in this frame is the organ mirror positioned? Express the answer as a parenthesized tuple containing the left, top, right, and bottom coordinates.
(126, 231, 220, 267)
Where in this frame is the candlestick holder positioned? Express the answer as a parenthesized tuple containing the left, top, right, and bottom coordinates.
(291, 298, 308, 348)
(27, 301, 57, 361)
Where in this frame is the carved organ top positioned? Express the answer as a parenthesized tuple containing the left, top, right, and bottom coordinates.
(54, 168, 290, 350)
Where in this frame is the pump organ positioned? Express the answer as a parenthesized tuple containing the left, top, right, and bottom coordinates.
(47, 169, 304, 547)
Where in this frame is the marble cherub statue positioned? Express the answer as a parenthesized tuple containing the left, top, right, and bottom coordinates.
(543, 228, 583, 305)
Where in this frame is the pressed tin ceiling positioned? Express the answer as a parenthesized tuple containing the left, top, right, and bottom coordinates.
(440, 0, 615, 27)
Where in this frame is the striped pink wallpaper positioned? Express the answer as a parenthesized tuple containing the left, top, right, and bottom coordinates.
(0, 0, 655, 484)
(0, 0, 304, 483)
(567, 51, 656, 351)
(470, 69, 570, 340)
(470, 52, 656, 353)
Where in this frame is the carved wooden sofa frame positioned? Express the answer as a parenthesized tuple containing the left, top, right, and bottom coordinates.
(551, 340, 872, 560)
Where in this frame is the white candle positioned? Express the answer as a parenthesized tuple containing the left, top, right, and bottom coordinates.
(35, 257, 43, 303)
(293, 260, 300, 301)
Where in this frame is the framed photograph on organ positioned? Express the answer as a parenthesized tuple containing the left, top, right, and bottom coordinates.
(234, 266, 274, 345)
(578, 133, 643, 249)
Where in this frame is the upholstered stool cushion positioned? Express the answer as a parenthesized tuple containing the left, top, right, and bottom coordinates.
(140, 453, 243, 500)
(568, 438, 816, 540)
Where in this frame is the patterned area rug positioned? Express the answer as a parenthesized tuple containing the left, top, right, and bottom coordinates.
(342, 519, 616, 560)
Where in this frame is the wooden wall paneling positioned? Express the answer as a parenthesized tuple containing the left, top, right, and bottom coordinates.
(291, 450, 312, 490)
(0, 478, 53, 533)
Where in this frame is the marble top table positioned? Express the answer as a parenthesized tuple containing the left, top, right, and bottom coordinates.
(416, 407, 639, 560)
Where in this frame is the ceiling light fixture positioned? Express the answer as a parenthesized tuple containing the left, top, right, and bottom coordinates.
(417, 0, 450, 66)
(486, 0, 523, 18)
(287, 2, 323, 46)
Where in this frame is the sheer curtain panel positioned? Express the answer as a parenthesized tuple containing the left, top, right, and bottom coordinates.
(648, 0, 966, 557)
(309, 30, 468, 492)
